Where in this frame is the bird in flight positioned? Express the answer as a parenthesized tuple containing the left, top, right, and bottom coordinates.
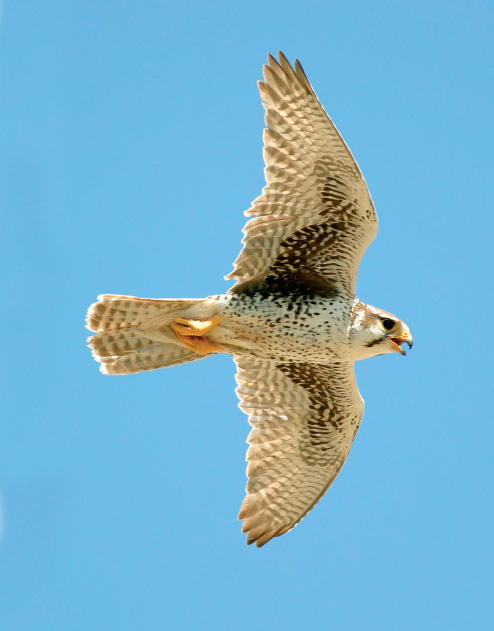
(86, 52, 412, 547)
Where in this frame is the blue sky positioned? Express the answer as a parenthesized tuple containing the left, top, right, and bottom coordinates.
(1, 1, 493, 629)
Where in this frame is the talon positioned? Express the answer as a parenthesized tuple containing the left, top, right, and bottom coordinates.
(171, 315, 222, 355)
(172, 314, 221, 336)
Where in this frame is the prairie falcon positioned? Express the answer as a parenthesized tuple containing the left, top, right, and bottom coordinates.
(86, 52, 412, 547)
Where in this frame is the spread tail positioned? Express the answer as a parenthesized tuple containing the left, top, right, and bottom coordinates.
(86, 294, 217, 375)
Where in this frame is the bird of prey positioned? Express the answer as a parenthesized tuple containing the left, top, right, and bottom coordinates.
(86, 52, 412, 547)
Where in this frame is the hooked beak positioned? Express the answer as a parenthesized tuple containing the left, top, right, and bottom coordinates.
(389, 329, 413, 356)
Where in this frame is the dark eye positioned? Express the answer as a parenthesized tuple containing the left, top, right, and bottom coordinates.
(382, 319, 395, 331)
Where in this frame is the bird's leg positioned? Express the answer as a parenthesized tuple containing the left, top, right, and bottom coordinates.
(171, 315, 222, 355)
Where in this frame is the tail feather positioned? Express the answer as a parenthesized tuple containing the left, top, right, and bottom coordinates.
(86, 294, 215, 375)
(89, 329, 205, 375)
(86, 294, 204, 332)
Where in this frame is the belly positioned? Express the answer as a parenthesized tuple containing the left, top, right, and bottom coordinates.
(210, 292, 353, 363)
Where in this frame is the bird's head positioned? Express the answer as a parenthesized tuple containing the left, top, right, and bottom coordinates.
(349, 302, 413, 361)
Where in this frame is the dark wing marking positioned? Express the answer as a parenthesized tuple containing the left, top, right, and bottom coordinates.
(227, 52, 378, 295)
(234, 356, 364, 547)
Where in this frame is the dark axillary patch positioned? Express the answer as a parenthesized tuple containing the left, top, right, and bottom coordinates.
(263, 168, 362, 293)
(265, 223, 340, 295)
(277, 362, 346, 451)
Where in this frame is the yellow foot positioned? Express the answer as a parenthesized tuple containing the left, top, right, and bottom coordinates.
(172, 315, 222, 337)
(171, 315, 222, 355)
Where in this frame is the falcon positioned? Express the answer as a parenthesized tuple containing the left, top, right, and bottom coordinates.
(86, 52, 412, 547)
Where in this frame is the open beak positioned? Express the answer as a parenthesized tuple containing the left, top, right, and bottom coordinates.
(389, 329, 413, 356)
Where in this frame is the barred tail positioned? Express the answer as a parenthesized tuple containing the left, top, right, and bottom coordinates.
(86, 294, 215, 375)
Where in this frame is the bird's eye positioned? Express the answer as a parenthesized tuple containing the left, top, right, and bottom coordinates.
(381, 318, 396, 331)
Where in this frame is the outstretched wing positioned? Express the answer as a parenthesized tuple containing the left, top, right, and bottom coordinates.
(234, 356, 364, 547)
(227, 52, 377, 296)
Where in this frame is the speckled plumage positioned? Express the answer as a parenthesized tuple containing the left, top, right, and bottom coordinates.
(86, 52, 412, 547)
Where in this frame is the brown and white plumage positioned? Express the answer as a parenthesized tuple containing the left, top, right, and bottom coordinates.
(226, 52, 377, 295)
(86, 295, 210, 374)
(235, 357, 363, 547)
(86, 53, 412, 548)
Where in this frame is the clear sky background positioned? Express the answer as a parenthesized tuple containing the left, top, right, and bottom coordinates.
(1, 2, 493, 630)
